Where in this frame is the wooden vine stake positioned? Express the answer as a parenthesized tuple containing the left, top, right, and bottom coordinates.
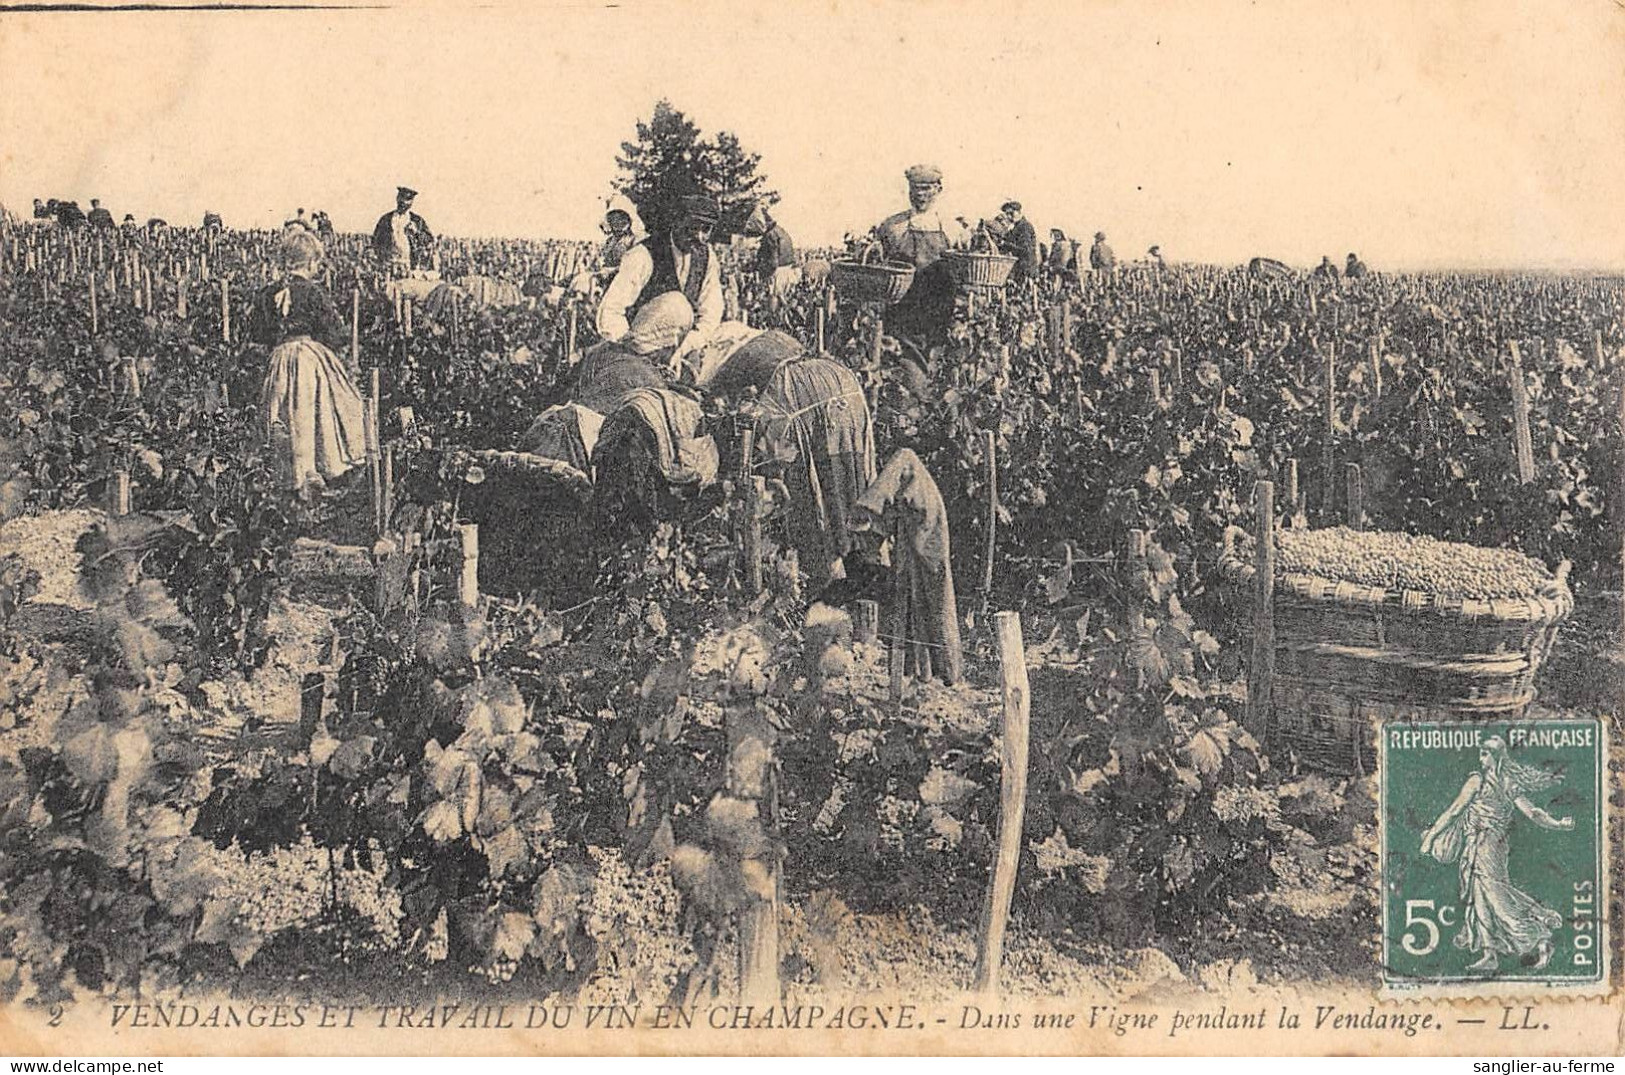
(220, 278, 230, 343)
(566, 304, 578, 363)
(176, 277, 187, 319)
(1286, 458, 1303, 524)
(368, 369, 384, 535)
(814, 303, 826, 355)
(88, 274, 98, 335)
(980, 429, 998, 620)
(458, 524, 480, 609)
(1345, 463, 1365, 531)
(972, 610, 1030, 996)
(382, 445, 395, 536)
(739, 428, 764, 596)
(1322, 340, 1336, 520)
(1246, 481, 1276, 741)
(110, 470, 131, 517)
(854, 600, 879, 644)
(1126, 529, 1149, 688)
(726, 655, 782, 1009)
(1507, 341, 1536, 485)
(871, 314, 885, 369)
(351, 289, 360, 370)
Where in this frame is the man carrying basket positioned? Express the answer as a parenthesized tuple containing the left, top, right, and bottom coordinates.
(871, 164, 967, 396)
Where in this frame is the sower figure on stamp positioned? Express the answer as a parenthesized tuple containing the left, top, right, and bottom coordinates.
(1419, 736, 1573, 972)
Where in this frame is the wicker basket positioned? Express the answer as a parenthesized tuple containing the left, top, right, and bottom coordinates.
(942, 226, 1018, 288)
(830, 242, 916, 306)
(1218, 531, 1573, 774)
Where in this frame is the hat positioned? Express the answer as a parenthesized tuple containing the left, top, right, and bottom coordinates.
(677, 194, 721, 226)
(606, 208, 632, 224)
(905, 164, 943, 186)
(1148, 245, 1161, 254)
(1000, 200, 1022, 214)
(397, 186, 418, 198)
(1094, 231, 1106, 240)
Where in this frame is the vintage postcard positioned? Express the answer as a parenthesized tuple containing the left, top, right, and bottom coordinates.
(0, 0, 1621, 1060)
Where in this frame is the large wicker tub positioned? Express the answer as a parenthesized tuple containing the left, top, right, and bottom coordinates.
(1217, 532, 1572, 774)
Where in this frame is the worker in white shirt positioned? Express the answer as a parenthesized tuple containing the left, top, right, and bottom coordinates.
(596, 194, 723, 375)
(371, 186, 434, 275)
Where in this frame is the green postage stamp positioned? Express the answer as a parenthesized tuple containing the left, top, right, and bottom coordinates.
(1381, 717, 1607, 994)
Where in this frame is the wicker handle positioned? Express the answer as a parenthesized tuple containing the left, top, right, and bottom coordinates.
(1543, 560, 1572, 599)
(858, 240, 885, 267)
(972, 225, 1002, 255)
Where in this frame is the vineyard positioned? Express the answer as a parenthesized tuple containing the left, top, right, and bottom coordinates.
(1, 219, 1622, 1013)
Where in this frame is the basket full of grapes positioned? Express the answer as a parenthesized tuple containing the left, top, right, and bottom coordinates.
(830, 241, 917, 306)
(1219, 527, 1572, 773)
(941, 226, 1019, 289)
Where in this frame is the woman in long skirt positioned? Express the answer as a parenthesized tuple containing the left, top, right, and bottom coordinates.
(249, 229, 367, 501)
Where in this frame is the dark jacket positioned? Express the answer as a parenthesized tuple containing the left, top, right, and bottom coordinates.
(87, 207, 115, 230)
(755, 223, 797, 280)
(1047, 239, 1073, 273)
(372, 210, 435, 269)
(246, 275, 348, 353)
(1089, 239, 1115, 270)
(633, 235, 709, 317)
(1001, 218, 1040, 281)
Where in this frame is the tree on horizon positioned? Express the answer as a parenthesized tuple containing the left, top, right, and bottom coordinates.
(613, 99, 778, 234)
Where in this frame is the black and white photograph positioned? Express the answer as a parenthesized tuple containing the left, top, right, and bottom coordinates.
(0, 0, 1620, 1059)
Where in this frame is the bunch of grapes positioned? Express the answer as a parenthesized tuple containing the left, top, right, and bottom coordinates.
(206, 837, 403, 942)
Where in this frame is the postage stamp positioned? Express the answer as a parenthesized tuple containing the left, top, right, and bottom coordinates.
(1380, 718, 1608, 994)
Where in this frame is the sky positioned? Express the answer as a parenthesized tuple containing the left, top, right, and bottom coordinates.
(1, 0, 1622, 270)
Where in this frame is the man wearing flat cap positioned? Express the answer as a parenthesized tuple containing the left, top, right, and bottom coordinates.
(997, 201, 1040, 283)
(372, 186, 435, 275)
(876, 165, 967, 270)
(866, 165, 970, 396)
(597, 192, 723, 374)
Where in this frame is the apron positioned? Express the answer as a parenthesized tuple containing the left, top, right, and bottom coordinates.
(880, 214, 957, 382)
